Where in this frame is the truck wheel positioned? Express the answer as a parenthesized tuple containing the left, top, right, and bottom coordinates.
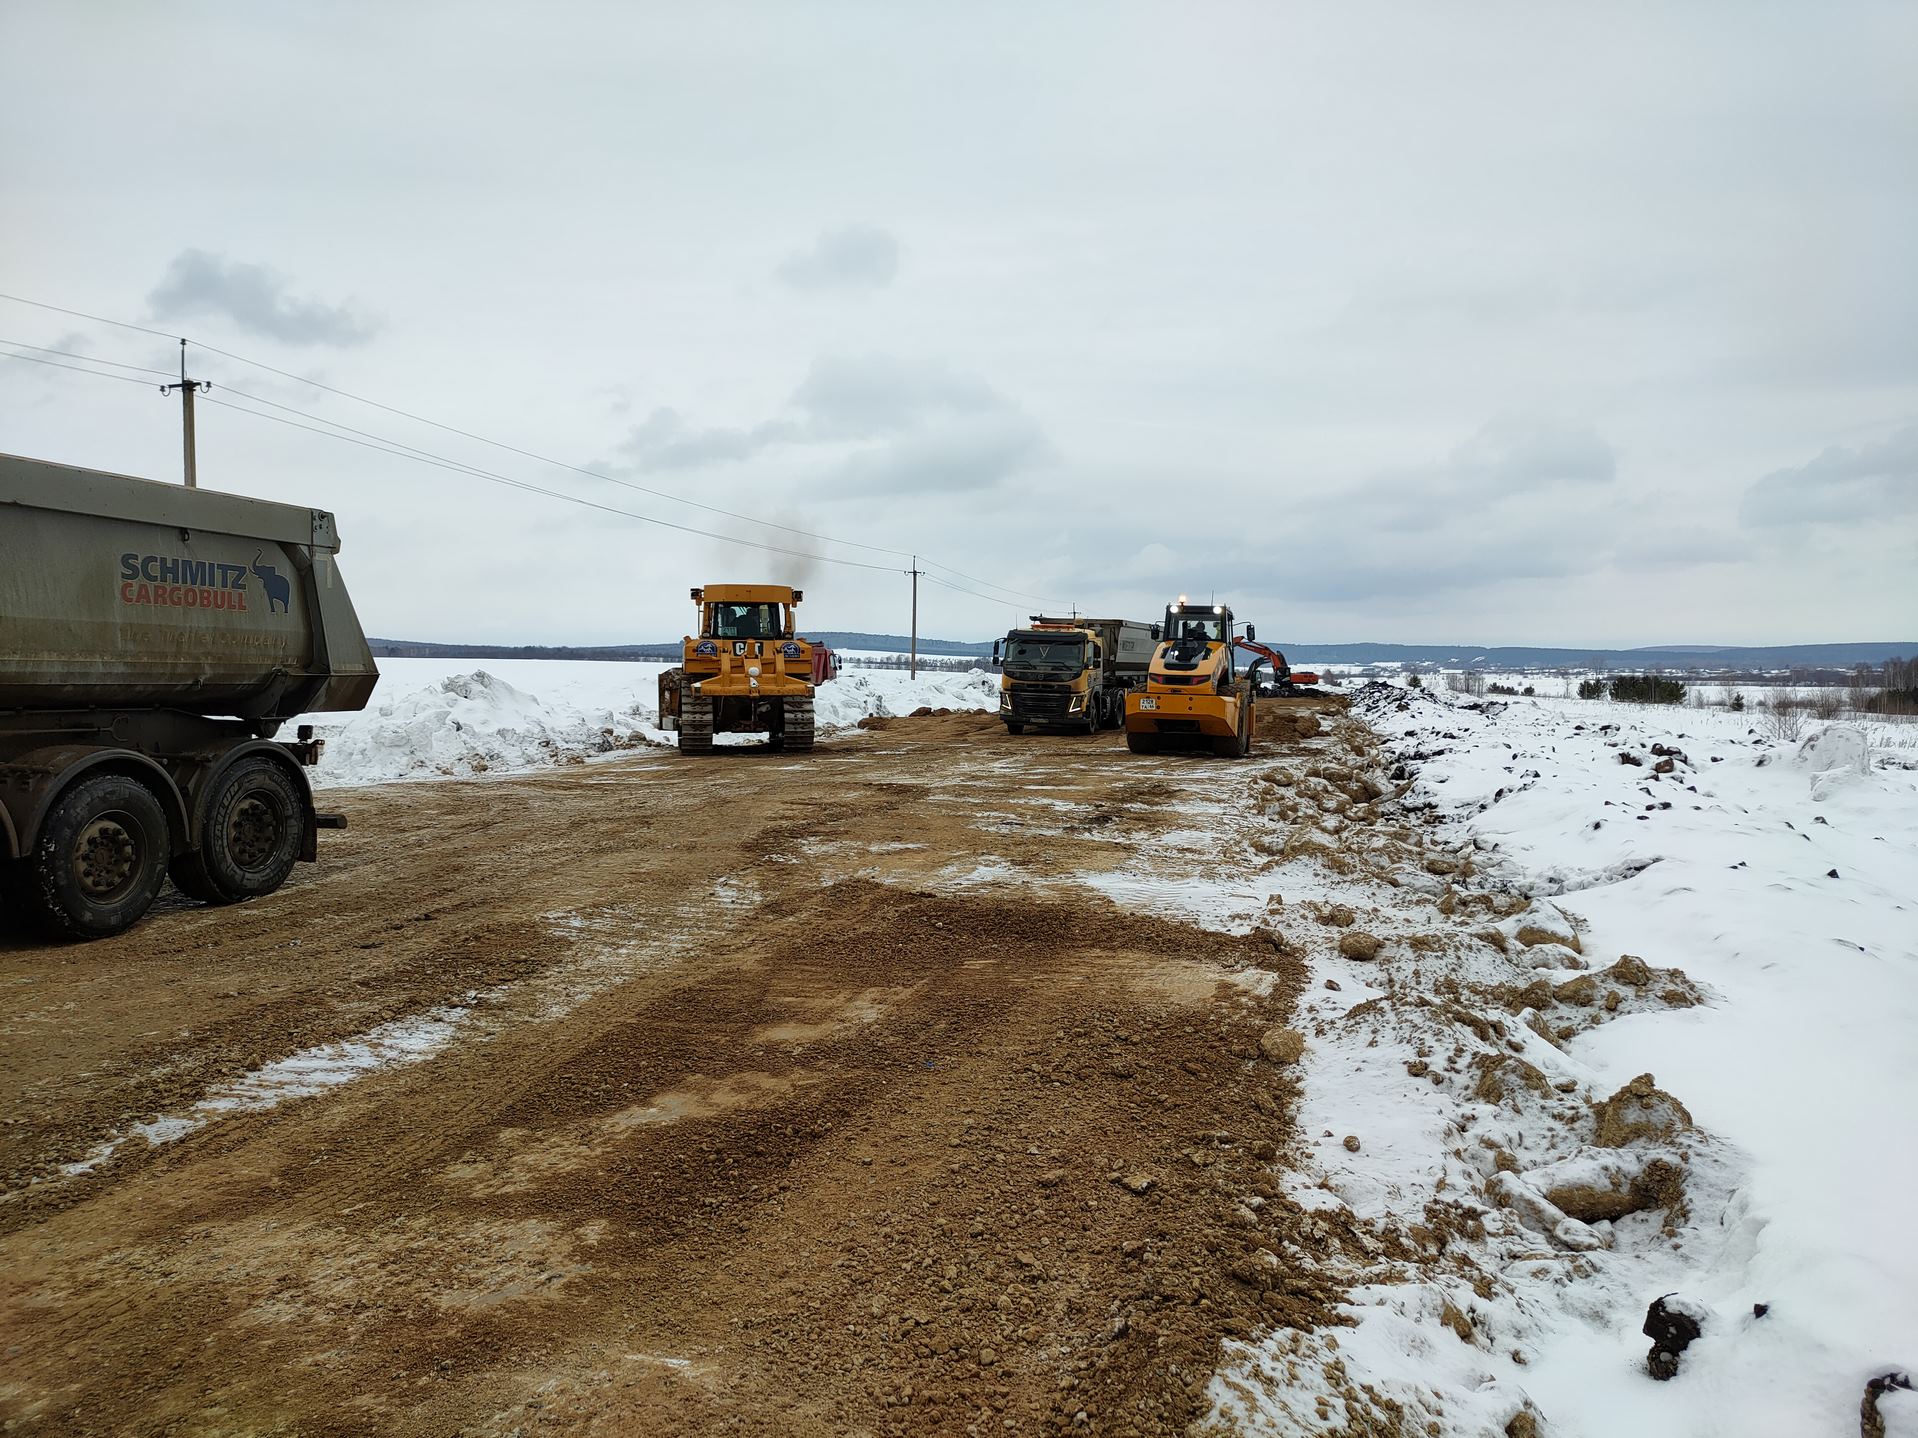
(1240, 695, 1255, 755)
(679, 694, 715, 755)
(169, 757, 303, 904)
(1005, 720, 1026, 735)
(1126, 731, 1160, 754)
(783, 696, 815, 752)
(14, 773, 172, 940)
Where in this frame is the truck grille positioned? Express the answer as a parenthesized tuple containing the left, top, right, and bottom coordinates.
(1009, 686, 1073, 717)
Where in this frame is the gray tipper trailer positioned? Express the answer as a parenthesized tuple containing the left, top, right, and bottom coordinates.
(991, 616, 1157, 733)
(0, 453, 379, 940)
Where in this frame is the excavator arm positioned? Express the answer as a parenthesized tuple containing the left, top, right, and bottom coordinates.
(1234, 638, 1320, 691)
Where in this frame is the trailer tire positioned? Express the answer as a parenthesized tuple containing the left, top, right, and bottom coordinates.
(169, 757, 304, 904)
(12, 773, 172, 940)
(679, 694, 715, 755)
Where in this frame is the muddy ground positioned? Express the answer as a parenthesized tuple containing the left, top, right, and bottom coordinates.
(0, 711, 1365, 1438)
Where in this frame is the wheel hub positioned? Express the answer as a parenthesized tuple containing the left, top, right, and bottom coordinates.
(226, 796, 278, 870)
(74, 819, 138, 898)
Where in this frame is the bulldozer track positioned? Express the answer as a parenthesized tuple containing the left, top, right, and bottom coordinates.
(782, 695, 816, 752)
(0, 716, 1330, 1438)
(678, 693, 715, 754)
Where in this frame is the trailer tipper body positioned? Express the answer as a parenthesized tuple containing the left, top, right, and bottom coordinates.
(992, 616, 1156, 734)
(0, 453, 378, 938)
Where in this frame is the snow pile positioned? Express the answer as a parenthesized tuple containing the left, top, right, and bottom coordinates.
(1207, 683, 1918, 1437)
(298, 657, 1001, 788)
(813, 667, 999, 728)
(303, 667, 658, 786)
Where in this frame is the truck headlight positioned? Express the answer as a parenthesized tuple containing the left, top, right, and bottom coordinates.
(1068, 696, 1084, 712)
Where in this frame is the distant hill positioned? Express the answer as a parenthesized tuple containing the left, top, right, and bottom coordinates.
(370, 638, 683, 661)
(369, 631, 992, 661)
(369, 635, 1913, 670)
(1271, 641, 1917, 670)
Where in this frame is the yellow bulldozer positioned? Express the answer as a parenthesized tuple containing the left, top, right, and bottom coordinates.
(1123, 596, 1257, 757)
(657, 585, 836, 756)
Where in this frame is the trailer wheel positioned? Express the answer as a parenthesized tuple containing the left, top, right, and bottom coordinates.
(13, 773, 172, 940)
(170, 757, 303, 905)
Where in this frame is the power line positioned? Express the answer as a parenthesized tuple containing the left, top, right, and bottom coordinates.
(0, 290, 1064, 605)
(0, 348, 163, 388)
(0, 337, 175, 377)
(184, 335, 920, 563)
(0, 292, 178, 342)
(920, 557, 1054, 608)
(203, 392, 902, 573)
(920, 571, 1030, 610)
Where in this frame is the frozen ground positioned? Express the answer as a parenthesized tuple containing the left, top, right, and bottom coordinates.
(1210, 682, 1917, 1437)
(292, 656, 999, 787)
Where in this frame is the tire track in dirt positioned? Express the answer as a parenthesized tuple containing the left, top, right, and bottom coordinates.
(0, 720, 1359, 1437)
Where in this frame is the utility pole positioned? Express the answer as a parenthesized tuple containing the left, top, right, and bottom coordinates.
(907, 554, 923, 679)
(159, 339, 211, 488)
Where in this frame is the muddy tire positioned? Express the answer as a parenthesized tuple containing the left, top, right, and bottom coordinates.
(782, 696, 815, 753)
(1005, 720, 1026, 735)
(679, 694, 715, 755)
(1126, 731, 1161, 754)
(11, 773, 172, 940)
(168, 757, 304, 905)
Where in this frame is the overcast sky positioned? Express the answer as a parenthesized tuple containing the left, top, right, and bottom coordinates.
(3, 2, 1913, 647)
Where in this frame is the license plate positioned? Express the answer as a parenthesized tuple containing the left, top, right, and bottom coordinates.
(1137, 697, 1157, 711)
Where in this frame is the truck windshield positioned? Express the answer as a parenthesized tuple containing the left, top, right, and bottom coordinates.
(1003, 635, 1085, 676)
(710, 603, 784, 639)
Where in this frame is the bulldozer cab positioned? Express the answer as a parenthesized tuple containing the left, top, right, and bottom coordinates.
(693, 584, 800, 641)
(709, 601, 784, 639)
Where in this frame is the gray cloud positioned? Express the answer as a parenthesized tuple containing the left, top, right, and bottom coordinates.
(613, 353, 1049, 496)
(616, 407, 799, 471)
(1740, 424, 1918, 527)
(1449, 415, 1616, 491)
(147, 249, 380, 346)
(1310, 415, 1619, 535)
(776, 224, 901, 292)
(827, 408, 1049, 497)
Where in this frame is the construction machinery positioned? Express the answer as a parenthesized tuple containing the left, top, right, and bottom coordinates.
(656, 584, 834, 756)
(0, 453, 379, 939)
(1234, 637, 1326, 697)
(992, 616, 1156, 734)
(1123, 597, 1257, 757)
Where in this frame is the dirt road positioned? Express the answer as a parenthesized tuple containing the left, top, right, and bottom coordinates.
(1, 714, 1352, 1437)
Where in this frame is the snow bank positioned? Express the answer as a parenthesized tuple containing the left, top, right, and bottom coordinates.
(296, 656, 999, 788)
(1214, 682, 1918, 1437)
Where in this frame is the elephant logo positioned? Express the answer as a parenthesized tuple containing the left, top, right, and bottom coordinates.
(250, 551, 292, 615)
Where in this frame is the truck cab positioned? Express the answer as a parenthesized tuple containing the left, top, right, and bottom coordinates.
(992, 616, 1155, 734)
